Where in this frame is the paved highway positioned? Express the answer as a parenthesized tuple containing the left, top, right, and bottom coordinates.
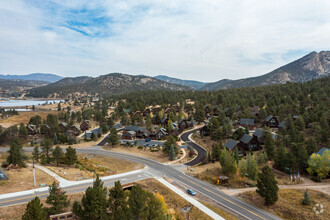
(0, 135, 280, 219)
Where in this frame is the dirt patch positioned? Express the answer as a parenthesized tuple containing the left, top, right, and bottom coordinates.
(0, 166, 56, 195)
(239, 189, 330, 220)
(103, 144, 171, 163)
(0, 111, 56, 128)
(45, 153, 143, 181)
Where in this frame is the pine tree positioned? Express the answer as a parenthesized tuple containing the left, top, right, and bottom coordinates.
(274, 145, 287, 171)
(211, 143, 221, 161)
(42, 138, 53, 164)
(246, 153, 258, 181)
(245, 123, 249, 134)
(22, 197, 47, 220)
(32, 146, 40, 162)
(219, 149, 237, 176)
(301, 189, 311, 205)
(7, 138, 25, 167)
(264, 130, 275, 159)
(79, 176, 108, 219)
(256, 166, 279, 206)
(234, 147, 239, 164)
(53, 133, 58, 145)
(53, 146, 63, 166)
(57, 103, 61, 111)
(108, 128, 119, 147)
(108, 181, 128, 220)
(128, 185, 147, 219)
(19, 123, 28, 140)
(65, 146, 77, 165)
(239, 159, 247, 179)
(45, 182, 69, 215)
(169, 145, 175, 161)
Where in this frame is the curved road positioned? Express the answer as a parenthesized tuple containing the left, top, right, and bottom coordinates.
(181, 128, 207, 166)
(0, 135, 280, 220)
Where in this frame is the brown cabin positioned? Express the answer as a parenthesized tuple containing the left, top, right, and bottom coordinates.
(71, 125, 82, 136)
(27, 124, 37, 135)
(59, 122, 68, 132)
(143, 108, 151, 116)
(178, 119, 188, 130)
(265, 115, 279, 128)
(80, 120, 90, 132)
(239, 134, 260, 151)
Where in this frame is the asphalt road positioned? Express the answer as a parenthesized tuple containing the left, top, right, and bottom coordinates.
(181, 128, 207, 166)
(0, 146, 280, 220)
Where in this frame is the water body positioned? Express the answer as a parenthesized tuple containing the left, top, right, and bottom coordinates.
(0, 99, 64, 108)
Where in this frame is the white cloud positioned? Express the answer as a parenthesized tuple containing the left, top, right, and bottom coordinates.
(0, 0, 329, 82)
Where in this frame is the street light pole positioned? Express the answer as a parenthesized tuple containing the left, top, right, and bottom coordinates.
(32, 159, 36, 188)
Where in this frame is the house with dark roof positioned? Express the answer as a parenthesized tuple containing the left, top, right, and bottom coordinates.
(122, 130, 136, 139)
(224, 139, 244, 155)
(213, 107, 220, 116)
(71, 125, 82, 136)
(123, 125, 140, 132)
(161, 117, 169, 127)
(40, 124, 50, 134)
(143, 108, 151, 116)
(27, 124, 37, 135)
(132, 111, 142, 117)
(278, 120, 287, 132)
(80, 120, 90, 132)
(239, 118, 255, 130)
(136, 128, 150, 138)
(150, 128, 168, 140)
(152, 107, 161, 114)
(59, 122, 68, 132)
(239, 134, 260, 151)
(178, 119, 188, 130)
(123, 108, 133, 114)
(265, 115, 279, 128)
(253, 128, 265, 144)
(292, 115, 299, 121)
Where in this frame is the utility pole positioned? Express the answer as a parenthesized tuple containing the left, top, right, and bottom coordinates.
(32, 159, 36, 188)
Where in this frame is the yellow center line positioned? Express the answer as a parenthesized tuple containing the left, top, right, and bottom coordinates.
(179, 175, 266, 220)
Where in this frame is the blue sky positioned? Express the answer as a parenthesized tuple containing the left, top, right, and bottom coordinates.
(0, 0, 329, 82)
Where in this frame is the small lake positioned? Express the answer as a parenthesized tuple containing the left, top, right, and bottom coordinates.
(0, 99, 64, 108)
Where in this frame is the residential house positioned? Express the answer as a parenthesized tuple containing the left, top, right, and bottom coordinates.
(156, 128, 168, 139)
(178, 119, 188, 130)
(278, 121, 287, 132)
(80, 120, 90, 132)
(204, 105, 211, 115)
(123, 125, 140, 132)
(161, 117, 169, 127)
(292, 115, 299, 121)
(239, 118, 255, 130)
(265, 115, 279, 128)
(123, 108, 133, 114)
(224, 139, 244, 155)
(132, 111, 142, 117)
(172, 105, 181, 112)
(122, 131, 136, 140)
(71, 125, 82, 136)
(143, 108, 151, 116)
(152, 107, 161, 114)
(200, 124, 209, 136)
(27, 124, 37, 135)
(40, 124, 50, 135)
(253, 128, 265, 144)
(239, 134, 260, 151)
(59, 122, 68, 132)
(136, 128, 150, 139)
(213, 107, 220, 116)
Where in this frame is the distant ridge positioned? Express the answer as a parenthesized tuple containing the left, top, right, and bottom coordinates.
(154, 75, 206, 89)
(28, 73, 190, 98)
(200, 51, 330, 90)
(0, 73, 63, 83)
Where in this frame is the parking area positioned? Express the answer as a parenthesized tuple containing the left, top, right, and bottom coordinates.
(120, 139, 164, 147)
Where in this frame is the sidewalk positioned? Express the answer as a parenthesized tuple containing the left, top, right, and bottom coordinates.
(156, 178, 224, 220)
(0, 165, 148, 200)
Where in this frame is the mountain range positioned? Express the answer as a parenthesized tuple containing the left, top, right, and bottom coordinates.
(0, 73, 63, 83)
(3, 51, 329, 97)
(28, 73, 189, 98)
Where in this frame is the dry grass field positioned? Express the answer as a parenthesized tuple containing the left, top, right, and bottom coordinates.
(45, 153, 143, 181)
(103, 144, 171, 163)
(239, 189, 330, 220)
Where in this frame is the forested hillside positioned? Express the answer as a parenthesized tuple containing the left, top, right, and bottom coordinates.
(28, 73, 189, 98)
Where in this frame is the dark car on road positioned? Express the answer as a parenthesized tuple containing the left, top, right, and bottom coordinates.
(145, 138, 151, 142)
(187, 189, 196, 196)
